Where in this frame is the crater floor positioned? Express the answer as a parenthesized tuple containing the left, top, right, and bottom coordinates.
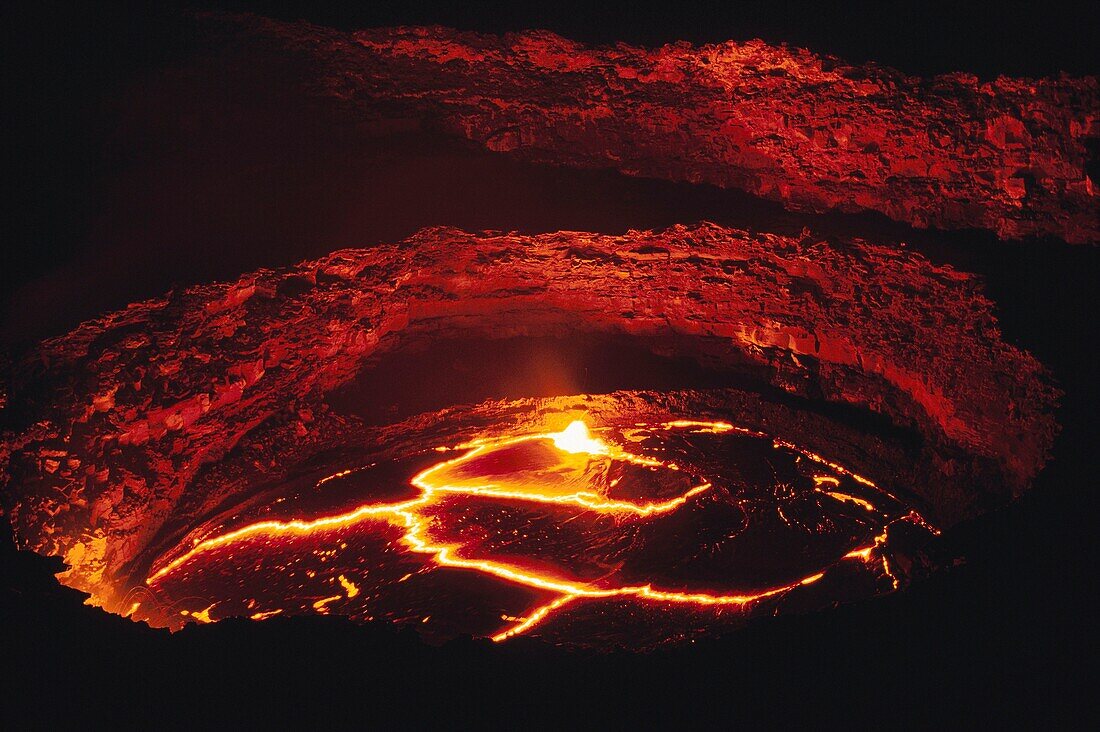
(141, 415, 935, 648)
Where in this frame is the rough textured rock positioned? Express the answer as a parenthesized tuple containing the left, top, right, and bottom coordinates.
(0, 224, 1058, 607)
(220, 15, 1098, 243)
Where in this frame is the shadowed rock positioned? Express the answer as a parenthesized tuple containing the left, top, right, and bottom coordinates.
(217, 15, 1098, 243)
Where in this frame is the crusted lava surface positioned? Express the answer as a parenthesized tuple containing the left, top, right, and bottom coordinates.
(137, 410, 934, 647)
(0, 224, 1057, 636)
(218, 15, 1098, 243)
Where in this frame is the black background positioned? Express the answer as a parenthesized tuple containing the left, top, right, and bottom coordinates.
(2, 1, 1097, 727)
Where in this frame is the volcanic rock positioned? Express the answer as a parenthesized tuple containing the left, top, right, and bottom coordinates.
(0, 224, 1058, 609)
(218, 15, 1098, 243)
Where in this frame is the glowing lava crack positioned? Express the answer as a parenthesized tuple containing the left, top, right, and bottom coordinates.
(145, 420, 929, 642)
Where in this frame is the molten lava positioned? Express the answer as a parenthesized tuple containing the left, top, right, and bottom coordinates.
(142, 419, 935, 646)
(1, 224, 1058, 614)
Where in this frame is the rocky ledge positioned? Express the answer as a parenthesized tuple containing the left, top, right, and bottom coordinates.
(0, 224, 1058, 608)
(221, 15, 1098, 242)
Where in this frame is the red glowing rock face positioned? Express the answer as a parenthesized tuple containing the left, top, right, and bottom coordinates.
(0, 224, 1057, 618)
(225, 16, 1098, 243)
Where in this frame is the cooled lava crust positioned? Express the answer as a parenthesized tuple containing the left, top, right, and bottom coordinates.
(221, 15, 1098, 243)
(0, 224, 1058, 634)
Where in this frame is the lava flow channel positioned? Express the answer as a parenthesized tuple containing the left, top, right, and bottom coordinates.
(144, 420, 929, 643)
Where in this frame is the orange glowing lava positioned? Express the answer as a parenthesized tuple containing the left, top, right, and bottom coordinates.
(147, 420, 926, 641)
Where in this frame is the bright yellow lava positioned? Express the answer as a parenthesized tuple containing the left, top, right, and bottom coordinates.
(148, 419, 916, 641)
(552, 419, 612, 455)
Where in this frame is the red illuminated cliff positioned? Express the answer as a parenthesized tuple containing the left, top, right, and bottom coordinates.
(0, 224, 1058, 612)
(222, 15, 1098, 243)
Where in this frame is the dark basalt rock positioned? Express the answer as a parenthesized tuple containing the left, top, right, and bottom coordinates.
(215, 15, 1098, 243)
